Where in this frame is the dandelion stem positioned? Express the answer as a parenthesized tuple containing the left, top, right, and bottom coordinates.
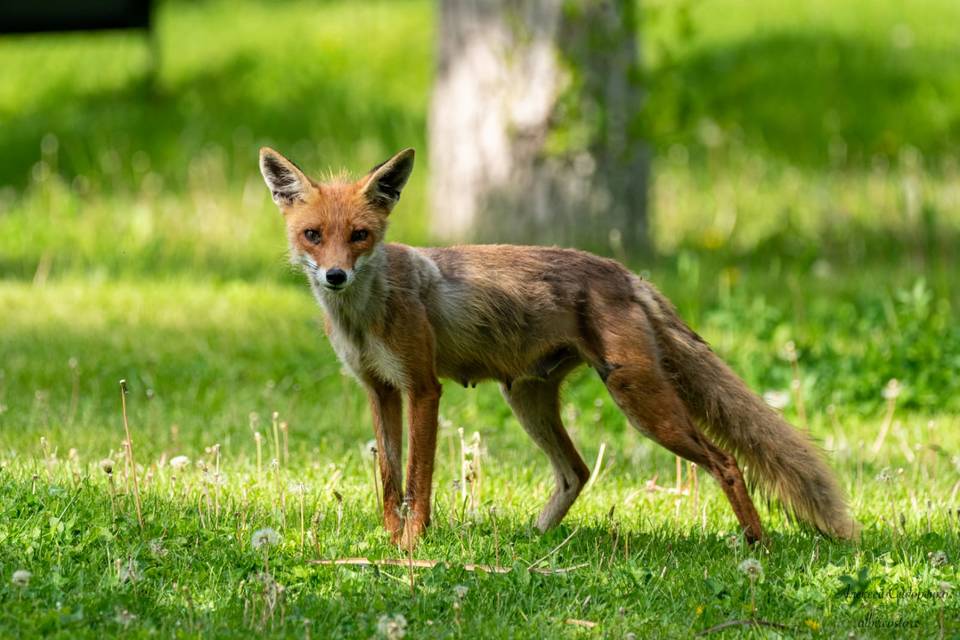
(254, 432, 263, 483)
(370, 446, 382, 514)
(119, 380, 144, 531)
(871, 385, 899, 455)
(675, 455, 682, 493)
(299, 490, 306, 555)
(271, 411, 281, 469)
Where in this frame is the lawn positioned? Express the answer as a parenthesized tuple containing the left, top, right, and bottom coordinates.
(1, 0, 958, 637)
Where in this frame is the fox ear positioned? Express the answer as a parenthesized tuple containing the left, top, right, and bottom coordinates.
(259, 147, 312, 207)
(361, 148, 415, 212)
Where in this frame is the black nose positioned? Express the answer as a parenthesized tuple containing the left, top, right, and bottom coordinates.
(325, 268, 347, 286)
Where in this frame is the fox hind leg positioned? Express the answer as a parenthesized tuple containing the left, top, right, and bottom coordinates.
(604, 359, 763, 542)
(501, 367, 589, 532)
(591, 305, 764, 542)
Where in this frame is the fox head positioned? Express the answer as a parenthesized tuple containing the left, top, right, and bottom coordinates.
(258, 147, 414, 292)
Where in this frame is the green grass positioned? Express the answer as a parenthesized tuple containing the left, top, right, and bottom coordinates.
(1, 0, 959, 637)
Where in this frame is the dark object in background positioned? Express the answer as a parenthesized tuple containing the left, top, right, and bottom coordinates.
(0, 0, 151, 34)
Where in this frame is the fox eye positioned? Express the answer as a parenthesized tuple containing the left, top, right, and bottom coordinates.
(350, 229, 369, 243)
(303, 229, 321, 244)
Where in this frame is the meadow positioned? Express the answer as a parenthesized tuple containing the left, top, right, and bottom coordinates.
(1, 0, 958, 636)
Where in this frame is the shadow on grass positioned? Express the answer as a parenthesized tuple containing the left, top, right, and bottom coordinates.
(3, 23, 958, 194)
(0, 50, 424, 191)
(647, 31, 960, 165)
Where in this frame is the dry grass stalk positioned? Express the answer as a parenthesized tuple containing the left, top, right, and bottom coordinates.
(676, 455, 683, 493)
(271, 411, 282, 469)
(280, 421, 289, 466)
(565, 619, 598, 629)
(871, 378, 901, 454)
(254, 432, 263, 483)
(528, 526, 579, 570)
(583, 442, 607, 493)
(369, 445, 382, 513)
(783, 341, 809, 431)
(309, 557, 588, 575)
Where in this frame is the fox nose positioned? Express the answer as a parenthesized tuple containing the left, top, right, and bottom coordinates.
(325, 268, 347, 286)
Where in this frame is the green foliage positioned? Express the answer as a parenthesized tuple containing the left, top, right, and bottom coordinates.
(0, 0, 958, 637)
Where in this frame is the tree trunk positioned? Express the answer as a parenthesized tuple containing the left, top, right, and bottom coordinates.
(429, 0, 649, 255)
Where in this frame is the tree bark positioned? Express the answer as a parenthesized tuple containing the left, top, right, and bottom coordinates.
(429, 0, 649, 255)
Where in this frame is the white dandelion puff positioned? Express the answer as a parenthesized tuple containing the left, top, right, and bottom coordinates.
(148, 539, 168, 558)
(11, 570, 31, 588)
(288, 481, 308, 495)
(114, 608, 137, 628)
(929, 551, 949, 568)
(169, 455, 190, 470)
(117, 559, 141, 584)
(738, 558, 764, 580)
(762, 390, 790, 410)
(724, 533, 742, 550)
(876, 467, 895, 483)
(377, 613, 407, 639)
(251, 527, 281, 550)
(205, 472, 227, 486)
(882, 378, 901, 400)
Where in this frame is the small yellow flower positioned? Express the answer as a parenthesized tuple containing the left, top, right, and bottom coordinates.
(695, 605, 704, 616)
(804, 618, 820, 631)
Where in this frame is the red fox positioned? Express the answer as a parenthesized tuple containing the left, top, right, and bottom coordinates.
(259, 147, 859, 546)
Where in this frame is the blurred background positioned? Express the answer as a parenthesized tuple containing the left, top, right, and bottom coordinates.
(1, 0, 958, 455)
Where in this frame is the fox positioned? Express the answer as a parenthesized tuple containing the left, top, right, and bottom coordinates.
(258, 146, 859, 547)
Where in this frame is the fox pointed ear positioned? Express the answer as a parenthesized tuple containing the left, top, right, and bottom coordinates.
(361, 148, 415, 212)
(259, 147, 313, 207)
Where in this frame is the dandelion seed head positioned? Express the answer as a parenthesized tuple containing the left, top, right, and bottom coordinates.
(882, 378, 901, 400)
(251, 527, 281, 550)
(99, 458, 114, 475)
(148, 538, 167, 558)
(169, 455, 190, 470)
(454, 584, 468, 599)
(288, 481, 307, 495)
(780, 341, 797, 361)
(117, 559, 141, 584)
(929, 551, 949, 568)
(377, 613, 407, 639)
(762, 390, 790, 410)
(114, 608, 137, 628)
(738, 557, 764, 580)
(724, 533, 742, 550)
(11, 569, 31, 588)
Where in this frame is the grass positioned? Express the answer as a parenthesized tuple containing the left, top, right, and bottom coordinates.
(1, 0, 959, 637)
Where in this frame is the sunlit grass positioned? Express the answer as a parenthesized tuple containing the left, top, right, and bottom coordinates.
(1, 0, 959, 636)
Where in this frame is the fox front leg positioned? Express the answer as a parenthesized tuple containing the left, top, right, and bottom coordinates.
(399, 379, 442, 547)
(366, 381, 404, 538)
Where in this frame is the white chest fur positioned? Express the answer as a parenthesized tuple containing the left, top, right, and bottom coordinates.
(327, 326, 408, 389)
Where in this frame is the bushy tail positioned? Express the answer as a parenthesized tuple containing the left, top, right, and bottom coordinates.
(640, 283, 859, 539)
